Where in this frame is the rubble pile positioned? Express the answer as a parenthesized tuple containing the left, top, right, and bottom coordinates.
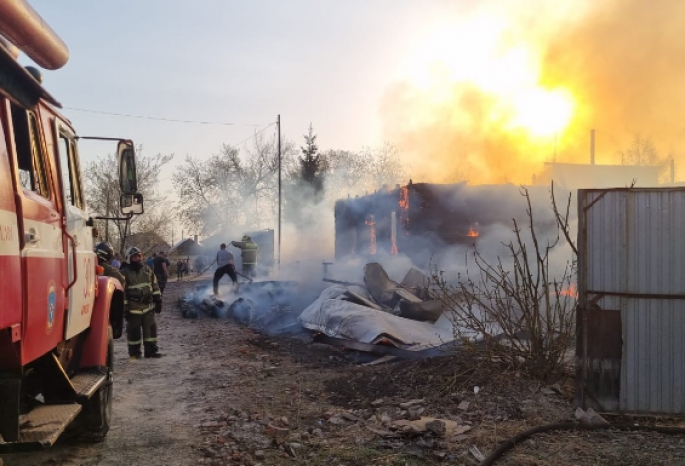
(299, 263, 456, 354)
(180, 281, 305, 334)
(182, 263, 459, 360)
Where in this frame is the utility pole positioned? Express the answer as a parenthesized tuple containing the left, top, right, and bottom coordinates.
(277, 114, 282, 270)
(590, 129, 595, 165)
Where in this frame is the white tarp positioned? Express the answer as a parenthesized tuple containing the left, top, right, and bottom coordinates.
(299, 286, 454, 349)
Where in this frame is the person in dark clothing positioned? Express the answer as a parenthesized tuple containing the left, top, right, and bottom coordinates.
(94, 242, 125, 287)
(94, 242, 126, 339)
(152, 251, 170, 295)
(176, 259, 188, 281)
(121, 246, 163, 359)
(213, 243, 238, 295)
(195, 255, 206, 276)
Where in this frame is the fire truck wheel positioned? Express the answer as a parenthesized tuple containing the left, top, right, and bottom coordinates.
(81, 326, 114, 442)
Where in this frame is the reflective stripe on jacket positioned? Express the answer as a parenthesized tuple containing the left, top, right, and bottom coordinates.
(120, 263, 161, 313)
(232, 241, 259, 265)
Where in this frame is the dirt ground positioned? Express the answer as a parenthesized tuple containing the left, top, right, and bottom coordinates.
(3, 278, 685, 466)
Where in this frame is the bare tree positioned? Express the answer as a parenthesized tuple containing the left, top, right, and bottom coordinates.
(619, 134, 661, 165)
(430, 186, 576, 381)
(320, 143, 408, 202)
(321, 149, 367, 200)
(362, 143, 408, 192)
(173, 134, 296, 234)
(130, 210, 174, 252)
(85, 146, 173, 253)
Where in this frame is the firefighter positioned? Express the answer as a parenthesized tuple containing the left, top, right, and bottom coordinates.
(95, 242, 126, 339)
(231, 235, 259, 277)
(121, 246, 163, 360)
(94, 242, 125, 287)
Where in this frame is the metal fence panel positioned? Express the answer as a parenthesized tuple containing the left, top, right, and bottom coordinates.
(579, 188, 685, 414)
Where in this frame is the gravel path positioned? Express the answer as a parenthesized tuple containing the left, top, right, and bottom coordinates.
(2, 280, 205, 466)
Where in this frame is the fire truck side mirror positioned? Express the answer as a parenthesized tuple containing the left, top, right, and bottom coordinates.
(117, 140, 138, 195)
(120, 193, 144, 215)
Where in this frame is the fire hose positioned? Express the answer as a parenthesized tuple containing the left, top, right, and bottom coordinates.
(479, 421, 685, 465)
(195, 259, 254, 283)
(196, 259, 217, 276)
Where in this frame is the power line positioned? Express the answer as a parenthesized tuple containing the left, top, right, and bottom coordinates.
(232, 123, 276, 147)
(152, 122, 277, 177)
(63, 106, 267, 127)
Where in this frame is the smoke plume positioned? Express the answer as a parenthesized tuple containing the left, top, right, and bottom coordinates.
(381, 0, 685, 184)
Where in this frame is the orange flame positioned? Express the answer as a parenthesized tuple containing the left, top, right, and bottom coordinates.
(559, 283, 577, 298)
(467, 227, 479, 237)
(399, 186, 409, 211)
(365, 216, 377, 255)
(399, 186, 410, 236)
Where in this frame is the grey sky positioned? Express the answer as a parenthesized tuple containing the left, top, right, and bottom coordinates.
(25, 0, 468, 179)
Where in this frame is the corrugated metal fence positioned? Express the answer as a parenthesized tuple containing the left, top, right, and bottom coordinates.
(578, 188, 685, 414)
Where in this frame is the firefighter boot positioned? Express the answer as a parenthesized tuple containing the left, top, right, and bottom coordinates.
(128, 346, 142, 360)
(144, 343, 163, 358)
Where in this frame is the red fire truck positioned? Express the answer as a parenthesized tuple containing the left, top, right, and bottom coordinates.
(0, 0, 143, 451)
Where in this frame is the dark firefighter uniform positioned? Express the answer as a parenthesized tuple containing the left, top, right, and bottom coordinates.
(121, 252, 163, 359)
(231, 235, 259, 277)
(103, 262, 126, 339)
(102, 263, 125, 287)
(94, 242, 126, 338)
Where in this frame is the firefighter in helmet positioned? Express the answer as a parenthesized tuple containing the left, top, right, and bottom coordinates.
(120, 246, 163, 359)
(94, 242, 125, 287)
(94, 242, 126, 339)
(231, 235, 259, 278)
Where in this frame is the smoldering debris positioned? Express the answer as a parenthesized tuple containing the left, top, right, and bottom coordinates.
(181, 262, 463, 362)
(181, 281, 313, 335)
(299, 263, 454, 352)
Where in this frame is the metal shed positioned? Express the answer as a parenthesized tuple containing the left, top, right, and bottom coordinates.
(577, 188, 685, 414)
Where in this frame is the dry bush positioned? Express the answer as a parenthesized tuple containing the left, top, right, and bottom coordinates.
(431, 185, 576, 381)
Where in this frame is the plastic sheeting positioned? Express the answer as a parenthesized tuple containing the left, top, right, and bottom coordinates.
(299, 286, 454, 349)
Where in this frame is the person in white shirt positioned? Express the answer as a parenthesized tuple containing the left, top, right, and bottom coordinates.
(213, 243, 238, 295)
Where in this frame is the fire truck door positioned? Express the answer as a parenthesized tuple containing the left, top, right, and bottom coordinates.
(55, 123, 94, 340)
(8, 103, 66, 364)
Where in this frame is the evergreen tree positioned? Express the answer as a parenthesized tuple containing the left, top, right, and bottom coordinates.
(299, 123, 324, 193)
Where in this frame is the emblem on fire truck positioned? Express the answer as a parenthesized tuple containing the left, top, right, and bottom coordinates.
(46, 281, 56, 334)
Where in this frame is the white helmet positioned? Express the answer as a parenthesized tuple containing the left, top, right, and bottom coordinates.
(126, 246, 143, 263)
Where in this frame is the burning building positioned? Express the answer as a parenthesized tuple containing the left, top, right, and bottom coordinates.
(334, 181, 558, 264)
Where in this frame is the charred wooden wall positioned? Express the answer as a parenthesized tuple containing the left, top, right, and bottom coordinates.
(334, 182, 557, 261)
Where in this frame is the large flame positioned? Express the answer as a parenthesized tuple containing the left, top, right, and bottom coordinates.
(398, 186, 410, 235)
(365, 215, 377, 255)
(382, 0, 685, 184)
(403, 17, 575, 141)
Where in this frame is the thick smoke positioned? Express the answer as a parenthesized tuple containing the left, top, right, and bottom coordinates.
(331, 181, 573, 286)
(542, 0, 685, 165)
(381, 0, 685, 184)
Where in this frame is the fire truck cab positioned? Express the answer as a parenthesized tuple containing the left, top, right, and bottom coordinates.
(0, 0, 143, 451)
